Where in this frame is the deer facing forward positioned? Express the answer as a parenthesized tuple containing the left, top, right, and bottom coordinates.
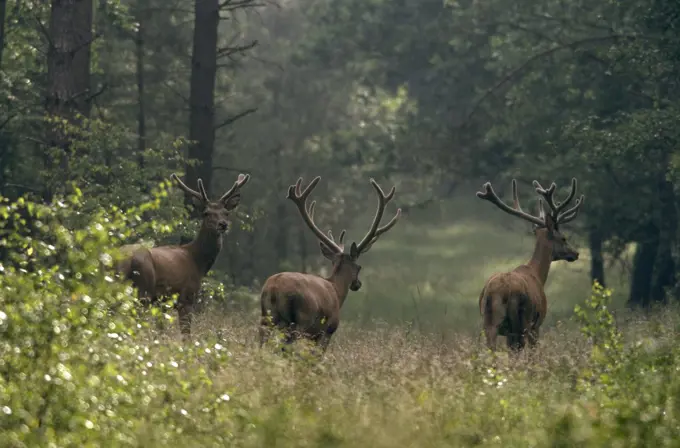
(260, 176, 401, 353)
(117, 173, 250, 337)
(476, 178, 584, 351)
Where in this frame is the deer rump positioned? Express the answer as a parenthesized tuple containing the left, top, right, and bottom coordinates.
(479, 269, 546, 349)
(260, 272, 340, 342)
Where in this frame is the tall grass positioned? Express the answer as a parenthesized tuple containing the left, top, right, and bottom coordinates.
(3, 189, 676, 448)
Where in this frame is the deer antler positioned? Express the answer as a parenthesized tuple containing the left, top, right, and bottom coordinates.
(476, 180, 545, 227)
(287, 177, 344, 254)
(171, 173, 209, 202)
(532, 178, 584, 226)
(219, 173, 251, 205)
(355, 179, 401, 254)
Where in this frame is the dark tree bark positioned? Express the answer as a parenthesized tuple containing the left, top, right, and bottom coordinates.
(651, 179, 678, 303)
(135, 8, 147, 167)
(628, 225, 660, 308)
(44, 0, 93, 200)
(0, 0, 6, 68)
(186, 0, 219, 204)
(588, 228, 606, 287)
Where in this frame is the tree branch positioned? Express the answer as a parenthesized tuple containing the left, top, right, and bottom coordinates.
(458, 34, 657, 128)
(218, 0, 265, 11)
(214, 108, 257, 130)
(213, 166, 255, 175)
(216, 40, 258, 60)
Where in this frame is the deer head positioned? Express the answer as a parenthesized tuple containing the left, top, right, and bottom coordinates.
(288, 176, 401, 291)
(171, 173, 251, 234)
(477, 178, 584, 262)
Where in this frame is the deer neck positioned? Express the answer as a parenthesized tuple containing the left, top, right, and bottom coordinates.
(527, 230, 553, 286)
(184, 225, 223, 275)
(326, 262, 354, 307)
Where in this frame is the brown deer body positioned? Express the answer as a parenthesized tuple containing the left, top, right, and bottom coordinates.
(260, 176, 401, 352)
(477, 178, 584, 351)
(117, 173, 250, 337)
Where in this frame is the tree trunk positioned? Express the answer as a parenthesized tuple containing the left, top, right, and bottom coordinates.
(273, 145, 289, 266)
(628, 226, 660, 308)
(588, 228, 606, 287)
(186, 0, 219, 203)
(0, 0, 6, 68)
(135, 6, 147, 169)
(44, 0, 93, 200)
(651, 179, 677, 303)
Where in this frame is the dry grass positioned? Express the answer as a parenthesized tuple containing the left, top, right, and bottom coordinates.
(126, 303, 677, 447)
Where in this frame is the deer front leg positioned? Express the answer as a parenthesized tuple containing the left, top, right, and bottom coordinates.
(176, 295, 195, 340)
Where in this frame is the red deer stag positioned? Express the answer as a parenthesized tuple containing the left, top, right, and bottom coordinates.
(476, 178, 584, 351)
(117, 173, 250, 337)
(260, 176, 401, 352)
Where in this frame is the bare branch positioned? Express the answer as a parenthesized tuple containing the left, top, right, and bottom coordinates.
(214, 108, 257, 130)
(458, 34, 659, 128)
(216, 40, 258, 60)
(212, 166, 254, 175)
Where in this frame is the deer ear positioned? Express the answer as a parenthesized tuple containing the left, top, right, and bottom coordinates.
(319, 242, 338, 261)
(223, 193, 241, 211)
(350, 242, 360, 260)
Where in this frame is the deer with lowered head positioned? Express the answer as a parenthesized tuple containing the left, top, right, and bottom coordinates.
(476, 177, 584, 351)
(117, 172, 250, 337)
(260, 176, 401, 353)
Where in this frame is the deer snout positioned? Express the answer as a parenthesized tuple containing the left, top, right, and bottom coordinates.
(350, 279, 362, 291)
(566, 251, 579, 262)
(217, 220, 230, 232)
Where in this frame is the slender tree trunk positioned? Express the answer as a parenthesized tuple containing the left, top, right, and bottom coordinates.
(651, 179, 677, 303)
(135, 8, 146, 168)
(299, 227, 308, 273)
(186, 0, 219, 201)
(628, 226, 660, 308)
(44, 0, 93, 200)
(588, 228, 606, 287)
(273, 145, 289, 266)
(0, 0, 6, 68)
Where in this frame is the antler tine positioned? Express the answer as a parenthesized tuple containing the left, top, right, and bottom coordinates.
(286, 176, 343, 254)
(197, 179, 209, 202)
(556, 194, 585, 225)
(532, 180, 559, 213)
(171, 173, 205, 202)
(534, 177, 581, 223)
(356, 179, 401, 253)
(554, 178, 578, 215)
(327, 229, 347, 249)
(219, 173, 251, 203)
(476, 180, 545, 227)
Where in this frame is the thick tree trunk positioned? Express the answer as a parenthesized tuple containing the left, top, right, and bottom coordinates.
(186, 0, 219, 203)
(588, 228, 606, 287)
(44, 0, 93, 200)
(628, 226, 660, 308)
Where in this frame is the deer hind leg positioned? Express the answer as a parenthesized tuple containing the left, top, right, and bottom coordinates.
(506, 294, 529, 352)
(483, 294, 505, 351)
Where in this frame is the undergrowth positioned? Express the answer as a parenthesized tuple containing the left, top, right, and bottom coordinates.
(0, 192, 678, 447)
